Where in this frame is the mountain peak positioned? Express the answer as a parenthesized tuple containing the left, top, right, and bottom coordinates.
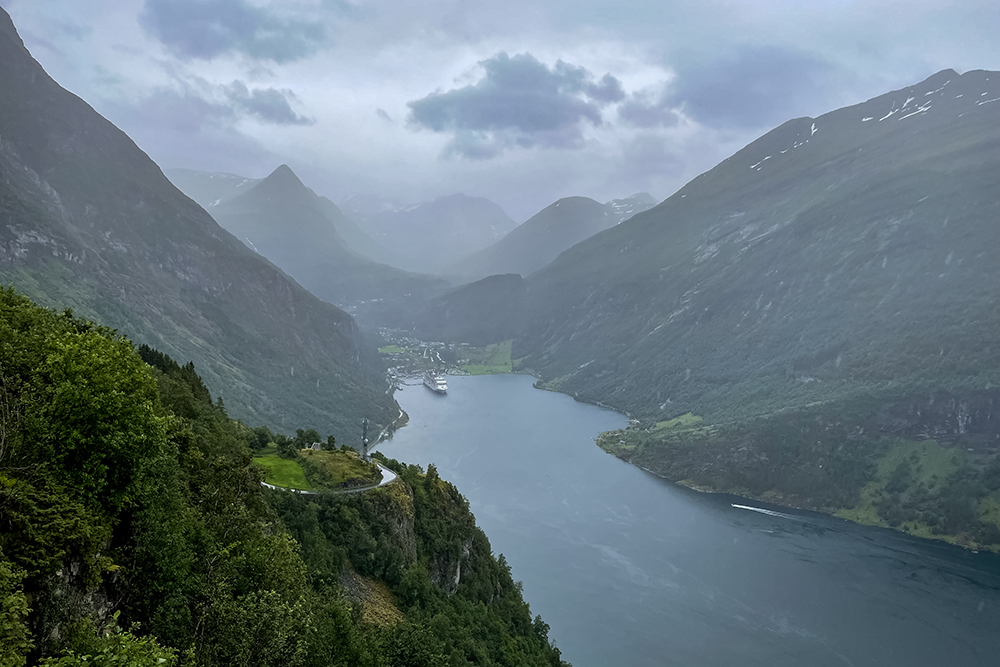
(248, 163, 310, 200)
(929, 67, 960, 80)
(265, 163, 304, 186)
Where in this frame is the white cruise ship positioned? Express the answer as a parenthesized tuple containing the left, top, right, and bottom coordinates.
(423, 371, 448, 393)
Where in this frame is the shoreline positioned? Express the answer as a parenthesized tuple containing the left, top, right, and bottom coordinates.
(395, 368, 1000, 554)
(623, 452, 999, 554)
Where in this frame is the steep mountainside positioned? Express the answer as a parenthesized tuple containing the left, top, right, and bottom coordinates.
(0, 8, 395, 440)
(209, 164, 446, 320)
(411, 273, 527, 345)
(357, 194, 517, 273)
(505, 69, 1000, 540)
(169, 167, 392, 263)
(518, 68, 1000, 422)
(450, 193, 658, 278)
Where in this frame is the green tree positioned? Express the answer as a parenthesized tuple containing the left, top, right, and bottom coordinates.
(277, 438, 299, 459)
(295, 429, 321, 450)
(0, 552, 32, 667)
(40, 613, 176, 667)
(27, 331, 166, 514)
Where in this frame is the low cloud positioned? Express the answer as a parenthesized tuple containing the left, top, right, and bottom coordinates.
(99, 87, 275, 176)
(618, 88, 681, 129)
(120, 80, 312, 132)
(139, 0, 326, 63)
(407, 52, 625, 159)
(130, 88, 233, 133)
(224, 81, 314, 125)
(668, 46, 840, 130)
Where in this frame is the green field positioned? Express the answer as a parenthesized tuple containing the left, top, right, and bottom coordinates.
(653, 412, 703, 431)
(255, 449, 381, 491)
(300, 448, 381, 489)
(378, 345, 405, 354)
(254, 455, 313, 490)
(462, 340, 513, 375)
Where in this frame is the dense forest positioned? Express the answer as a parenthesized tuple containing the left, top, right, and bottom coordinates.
(0, 287, 566, 666)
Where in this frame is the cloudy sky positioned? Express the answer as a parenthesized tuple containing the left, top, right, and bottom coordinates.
(5, 0, 998, 219)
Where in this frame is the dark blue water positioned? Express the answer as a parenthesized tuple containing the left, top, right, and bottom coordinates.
(377, 374, 1000, 667)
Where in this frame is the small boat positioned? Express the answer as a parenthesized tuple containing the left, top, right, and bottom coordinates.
(423, 371, 448, 394)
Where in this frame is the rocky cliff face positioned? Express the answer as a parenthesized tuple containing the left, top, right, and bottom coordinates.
(428, 538, 473, 596)
(872, 390, 1000, 449)
(375, 482, 419, 565)
(30, 554, 115, 658)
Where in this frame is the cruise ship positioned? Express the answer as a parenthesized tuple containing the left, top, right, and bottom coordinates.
(423, 371, 448, 394)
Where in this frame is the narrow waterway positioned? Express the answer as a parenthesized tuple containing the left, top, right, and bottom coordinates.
(377, 374, 1000, 667)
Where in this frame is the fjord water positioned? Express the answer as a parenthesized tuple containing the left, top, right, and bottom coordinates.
(378, 374, 1000, 667)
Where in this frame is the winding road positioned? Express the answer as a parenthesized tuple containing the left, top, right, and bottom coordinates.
(261, 461, 398, 495)
(261, 409, 407, 495)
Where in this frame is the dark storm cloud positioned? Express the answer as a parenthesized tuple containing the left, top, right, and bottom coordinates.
(407, 52, 625, 158)
(668, 46, 840, 129)
(224, 81, 314, 125)
(587, 73, 626, 103)
(139, 0, 326, 62)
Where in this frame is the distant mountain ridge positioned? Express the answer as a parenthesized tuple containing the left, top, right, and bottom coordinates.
(167, 166, 391, 264)
(0, 7, 396, 439)
(208, 164, 447, 320)
(352, 193, 518, 274)
(450, 192, 657, 278)
(165, 167, 260, 209)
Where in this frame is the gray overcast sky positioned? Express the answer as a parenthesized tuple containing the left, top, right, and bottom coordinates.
(4, 0, 998, 220)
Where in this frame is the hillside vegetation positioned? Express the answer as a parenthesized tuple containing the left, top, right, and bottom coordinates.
(516, 70, 1000, 543)
(0, 287, 567, 667)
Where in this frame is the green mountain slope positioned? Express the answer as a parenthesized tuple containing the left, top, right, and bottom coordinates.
(208, 164, 446, 321)
(411, 273, 527, 345)
(498, 69, 1000, 539)
(518, 68, 1000, 422)
(0, 8, 395, 441)
(450, 193, 657, 278)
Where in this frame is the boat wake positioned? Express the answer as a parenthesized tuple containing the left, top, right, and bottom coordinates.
(731, 503, 796, 519)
